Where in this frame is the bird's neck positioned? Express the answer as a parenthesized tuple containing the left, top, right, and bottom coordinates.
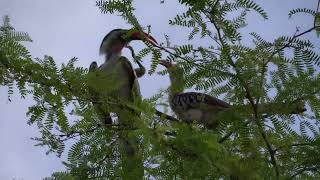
(105, 52, 121, 63)
(168, 73, 184, 100)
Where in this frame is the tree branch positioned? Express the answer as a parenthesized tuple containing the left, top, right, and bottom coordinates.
(274, 143, 314, 153)
(314, 0, 320, 27)
(270, 26, 319, 60)
(290, 165, 320, 179)
(202, 8, 280, 179)
(212, 0, 220, 10)
(155, 110, 179, 122)
(218, 131, 233, 143)
(152, 43, 236, 78)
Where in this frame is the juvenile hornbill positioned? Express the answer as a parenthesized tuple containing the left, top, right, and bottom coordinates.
(159, 60, 231, 129)
(159, 60, 306, 129)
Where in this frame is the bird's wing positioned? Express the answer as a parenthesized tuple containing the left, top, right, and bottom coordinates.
(89, 61, 98, 72)
(88, 61, 112, 124)
(118, 56, 141, 98)
(88, 61, 98, 101)
(172, 92, 231, 110)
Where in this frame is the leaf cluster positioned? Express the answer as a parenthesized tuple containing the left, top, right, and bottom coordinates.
(2, 0, 320, 179)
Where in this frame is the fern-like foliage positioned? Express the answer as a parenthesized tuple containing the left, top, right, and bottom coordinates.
(288, 8, 316, 18)
(0, 15, 32, 42)
(3, 0, 320, 179)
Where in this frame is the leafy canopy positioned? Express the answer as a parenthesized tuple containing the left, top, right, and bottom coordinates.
(1, 0, 320, 179)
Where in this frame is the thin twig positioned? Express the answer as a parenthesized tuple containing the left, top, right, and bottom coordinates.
(274, 143, 314, 153)
(155, 110, 179, 122)
(153, 43, 203, 68)
(218, 131, 233, 143)
(314, 0, 320, 27)
(162, 45, 221, 56)
(213, 0, 220, 10)
(269, 26, 319, 60)
(152, 44, 237, 78)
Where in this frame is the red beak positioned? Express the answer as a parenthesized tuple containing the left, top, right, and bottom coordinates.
(131, 31, 158, 46)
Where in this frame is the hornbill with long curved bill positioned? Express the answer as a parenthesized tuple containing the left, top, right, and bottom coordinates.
(159, 60, 231, 129)
(89, 29, 158, 124)
(99, 28, 157, 56)
(159, 60, 306, 129)
(88, 29, 158, 178)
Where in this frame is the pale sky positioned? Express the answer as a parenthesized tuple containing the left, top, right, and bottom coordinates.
(0, 0, 318, 179)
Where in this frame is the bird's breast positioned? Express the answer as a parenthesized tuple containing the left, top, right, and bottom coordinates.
(99, 60, 133, 100)
(177, 109, 203, 123)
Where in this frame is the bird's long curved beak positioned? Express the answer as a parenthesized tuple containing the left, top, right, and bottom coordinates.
(143, 32, 158, 45)
(131, 31, 158, 46)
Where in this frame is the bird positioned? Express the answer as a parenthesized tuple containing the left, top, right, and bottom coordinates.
(159, 60, 231, 129)
(98, 28, 157, 100)
(89, 28, 157, 125)
(158, 60, 306, 129)
(88, 29, 158, 179)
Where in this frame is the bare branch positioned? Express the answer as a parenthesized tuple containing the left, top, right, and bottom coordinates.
(274, 143, 315, 153)
(155, 110, 179, 122)
(270, 26, 319, 60)
(315, 0, 320, 27)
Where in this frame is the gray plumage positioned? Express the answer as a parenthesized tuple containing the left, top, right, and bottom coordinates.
(91, 28, 157, 123)
(88, 29, 158, 179)
(97, 28, 157, 179)
(159, 60, 306, 129)
(88, 61, 112, 125)
(159, 60, 231, 129)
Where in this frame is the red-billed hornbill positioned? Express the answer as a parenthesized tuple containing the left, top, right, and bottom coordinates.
(159, 60, 231, 129)
(88, 29, 158, 178)
(89, 29, 157, 125)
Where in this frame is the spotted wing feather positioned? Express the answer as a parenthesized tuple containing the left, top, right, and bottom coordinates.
(172, 92, 231, 111)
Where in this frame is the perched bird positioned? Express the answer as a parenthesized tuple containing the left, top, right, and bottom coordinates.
(89, 28, 157, 124)
(159, 60, 231, 129)
(98, 28, 157, 101)
(88, 29, 158, 179)
(159, 60, 306, 129)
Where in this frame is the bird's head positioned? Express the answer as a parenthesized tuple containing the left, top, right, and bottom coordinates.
(159, 60, 185, 94)
(99, 28, 158, 56)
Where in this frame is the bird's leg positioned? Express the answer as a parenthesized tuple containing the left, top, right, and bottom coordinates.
(119, 132, 143, 179)
(115, 108, 143, 179)
(95, 104, 113, 125)
(126, 45, 145, 78)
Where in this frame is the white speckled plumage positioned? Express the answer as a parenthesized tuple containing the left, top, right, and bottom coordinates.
(159, 60, 231, 129)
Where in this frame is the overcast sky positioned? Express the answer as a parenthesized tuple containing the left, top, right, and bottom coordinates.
(0, 0, 318, 179)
